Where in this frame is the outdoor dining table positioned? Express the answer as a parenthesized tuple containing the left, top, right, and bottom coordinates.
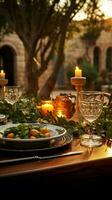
(0, 135, 112, 195)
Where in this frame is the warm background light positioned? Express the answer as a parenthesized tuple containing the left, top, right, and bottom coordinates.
(74, 0, 112, 21)
(100, 0, 112, 19)
(56, 110, 66, 118)
(106, 146, 112, 156)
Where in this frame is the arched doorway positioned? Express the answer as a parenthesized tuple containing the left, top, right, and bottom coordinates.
(93, 47, 100, 72)
(0, 45, 16, 86)
(106, 47, 112, 72)
(57, 65, 65, 88)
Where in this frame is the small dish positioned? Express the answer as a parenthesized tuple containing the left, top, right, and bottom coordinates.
(0, 133, 73, 154)
(0, 122, 67, 149)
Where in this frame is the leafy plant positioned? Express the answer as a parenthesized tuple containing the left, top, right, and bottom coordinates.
(77, 57, 98, 89)
(95, 95, 112, 139)
(0, 94, 112, 148)
(81, 26, 102, 45)
(0, 96, 41, 123)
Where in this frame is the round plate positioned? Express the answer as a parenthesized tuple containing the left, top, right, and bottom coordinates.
(0, 134, 73, 155)
(0, 122, 67, 149)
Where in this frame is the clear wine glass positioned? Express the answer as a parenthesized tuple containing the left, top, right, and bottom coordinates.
(4, 86, 22, 106)
(78, 91, 104, 148)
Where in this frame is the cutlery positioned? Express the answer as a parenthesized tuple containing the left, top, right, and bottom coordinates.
(0, 150, 84, 165)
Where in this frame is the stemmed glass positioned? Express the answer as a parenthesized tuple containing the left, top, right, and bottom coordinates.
(4, 86, 22, 107)
(78, 91, 104, 147)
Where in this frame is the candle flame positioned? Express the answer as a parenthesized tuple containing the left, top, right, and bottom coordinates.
(57, 110, 65, 118)
(76, 66, 79, 70)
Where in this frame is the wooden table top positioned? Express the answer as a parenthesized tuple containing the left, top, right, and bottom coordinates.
(0, 136, 112, 179)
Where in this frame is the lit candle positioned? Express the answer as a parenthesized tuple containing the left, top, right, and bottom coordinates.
(75, 66, 82, 77)
(41, 100, 54, 115)
(0, 70, 5, 79)
(56, 110, 65, 118)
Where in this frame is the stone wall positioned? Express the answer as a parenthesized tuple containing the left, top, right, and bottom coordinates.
(0, 33, 26, 86)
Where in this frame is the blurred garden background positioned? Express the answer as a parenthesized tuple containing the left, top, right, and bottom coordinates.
(0, 0, 112, 99)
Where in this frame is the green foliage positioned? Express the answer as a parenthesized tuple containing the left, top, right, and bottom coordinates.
(0, 96, 41, 123)
(95, 95, 112, 140)
(81, 27, 102, 45)
(0, 94, 112, 147)
(79, 58, 98, 88)
(36, 113, 79, 136)
(66, 57, 98, 89)
(0, 95, 78, 136)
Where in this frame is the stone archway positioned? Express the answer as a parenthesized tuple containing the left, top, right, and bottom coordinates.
(0, 33, 26, 88)
(106, 47, 112, 72)
(0, 45, 16, 85)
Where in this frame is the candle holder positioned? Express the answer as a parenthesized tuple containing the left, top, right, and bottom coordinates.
(53, 95, 72, 119)
(0, 78, 8, 100)
(70, 77, 86, 122)
(40, 100, 54, 116)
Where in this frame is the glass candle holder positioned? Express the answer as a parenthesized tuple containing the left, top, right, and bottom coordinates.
(41, 100, 54, 116)
(53, 95, 72, 119)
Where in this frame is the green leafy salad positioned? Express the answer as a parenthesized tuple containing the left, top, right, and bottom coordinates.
(1, 124, 51, 139)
